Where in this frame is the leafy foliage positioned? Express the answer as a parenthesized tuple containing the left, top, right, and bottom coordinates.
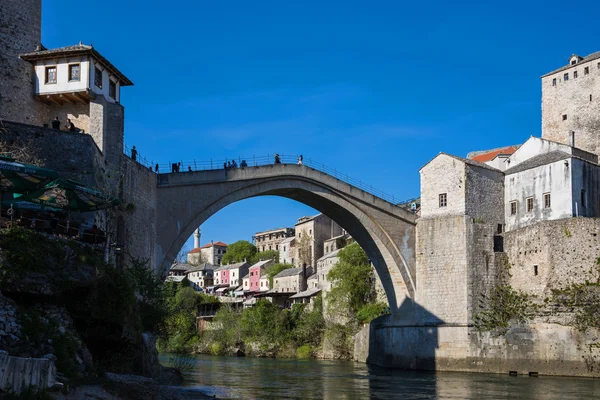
(356, 302, 389, 324)
(158, 280, 217, 353)
(252, 250, 279, 264)
(473, 285, 539, 336)
(327, 243, 374, 315)
(551, 282, 600, 332)
(241, 300, 291, 348)
(221, 240, 257, 265)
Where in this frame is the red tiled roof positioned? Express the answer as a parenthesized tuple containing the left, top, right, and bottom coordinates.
(471, 146, 518, 162)
(187, 241, 227, 253)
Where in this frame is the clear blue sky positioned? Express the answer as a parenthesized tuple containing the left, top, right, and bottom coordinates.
(42, 0, 600, 251)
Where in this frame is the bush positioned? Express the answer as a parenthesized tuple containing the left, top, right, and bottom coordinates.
(356, 303, 388, 324)
(296, 344, 312, 358)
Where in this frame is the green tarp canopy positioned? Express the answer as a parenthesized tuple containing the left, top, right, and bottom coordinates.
(2, 199, 61, 212)
(18, 179, 121, 212)
(0, 155, 58, 193)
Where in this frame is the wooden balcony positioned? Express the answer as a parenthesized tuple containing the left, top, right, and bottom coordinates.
(36, 89, 96, 105)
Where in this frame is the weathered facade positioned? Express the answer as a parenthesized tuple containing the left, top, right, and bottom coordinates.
(253, 227, 294, 252)
(542, 52, 600, 157)
(294, 214, 342, 269)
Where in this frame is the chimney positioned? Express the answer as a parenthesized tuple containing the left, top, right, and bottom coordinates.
(194, 227, 201, 248)
(570, 131, 575, 148)
(301, 263, 307, 292)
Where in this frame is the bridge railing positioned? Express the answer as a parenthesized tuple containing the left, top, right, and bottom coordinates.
(147, 153, 418, 207)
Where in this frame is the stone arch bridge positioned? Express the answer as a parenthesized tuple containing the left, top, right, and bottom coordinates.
(155, 164, 417, 311)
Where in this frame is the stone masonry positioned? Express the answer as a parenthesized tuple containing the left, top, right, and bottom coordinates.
(541, 53, 600, 157)
(0, 0, 48, 126)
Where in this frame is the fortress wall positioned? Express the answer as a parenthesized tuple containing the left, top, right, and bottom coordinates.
(0, 0, 48, 125)
(504, 217, 600, 297)
(120, 157, 158, 271)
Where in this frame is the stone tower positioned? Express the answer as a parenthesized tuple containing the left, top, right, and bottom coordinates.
(0, 0, 48, 125)
(541, 52, 600, 157)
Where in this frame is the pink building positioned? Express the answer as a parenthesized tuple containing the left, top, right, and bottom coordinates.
(248, 259, 274, 292)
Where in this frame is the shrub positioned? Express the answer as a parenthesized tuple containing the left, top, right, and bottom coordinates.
(296, 344, 312, 358)
(356, 303, 388, 324)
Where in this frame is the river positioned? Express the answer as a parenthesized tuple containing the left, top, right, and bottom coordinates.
(162, 354, 600, 399)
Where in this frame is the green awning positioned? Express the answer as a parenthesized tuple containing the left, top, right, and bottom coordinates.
(18, 179, 121, 212)
(0, 155, 58, 193)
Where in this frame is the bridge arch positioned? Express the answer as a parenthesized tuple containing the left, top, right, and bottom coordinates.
(154, 164, 416, 311)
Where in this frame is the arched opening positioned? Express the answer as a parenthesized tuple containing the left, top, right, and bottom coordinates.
(155, 171, 416, 311)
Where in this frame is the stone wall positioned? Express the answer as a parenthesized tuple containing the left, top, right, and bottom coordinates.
(542, 57, 600, 157)
(504, 217, 600, 297)
(416, 216, 469, 324)
(420, 155, 466, 218)
(0, 121, 96, 185)
(0, 0, 48, 126)
(465, 165, 504, 230)
(120, 156, 158, 268)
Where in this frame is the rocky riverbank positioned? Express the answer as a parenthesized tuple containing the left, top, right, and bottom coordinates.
(0, 227, 176, 397)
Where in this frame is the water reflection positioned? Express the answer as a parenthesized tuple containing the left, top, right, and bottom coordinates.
(162, 354, 600, 400)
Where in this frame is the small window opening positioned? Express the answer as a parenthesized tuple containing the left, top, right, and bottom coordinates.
(497, 224, 503, 234)
(564, 73, 569, 81)
(571, 60, 576, 65)
(584, 67, 589, 75)
(581, 190, 586, 208)
(526, 197, 534, 212)
(590, 94, 593, 102)
(562, 114, 568, 121)
(574, 70, 578, 78)
(552, 78, 556, 86)
(439, 193, 447, 207)
(544, 193, 551, 209)
(510, 201, 517, 216)
(533, 265, 538, 276)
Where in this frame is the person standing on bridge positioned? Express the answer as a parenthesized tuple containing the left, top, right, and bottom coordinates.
(274, 154, 281, 164)
(188, 166, 192, 172)
(231, 160, 238, 168)
(131, 146, 137, 161)
(297, 155, 303, 165)
(155, 163, 159, 173)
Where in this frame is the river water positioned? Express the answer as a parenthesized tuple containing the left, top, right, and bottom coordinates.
(162, 354, 600, 399)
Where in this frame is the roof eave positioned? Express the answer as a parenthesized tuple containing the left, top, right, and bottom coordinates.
(20, 48, 134, 86)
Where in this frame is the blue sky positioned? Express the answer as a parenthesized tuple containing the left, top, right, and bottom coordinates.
(42, 0, 600, 251)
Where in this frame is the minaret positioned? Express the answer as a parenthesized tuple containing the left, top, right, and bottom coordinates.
(194, 227, 201, 249)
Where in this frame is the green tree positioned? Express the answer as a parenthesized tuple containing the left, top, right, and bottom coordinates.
(221, 240, 257, 265)
(252, 250, 279, 264)
(327, 242, 374, 316)
(266, 263, 294, 286)
(241, 300, 290, 347)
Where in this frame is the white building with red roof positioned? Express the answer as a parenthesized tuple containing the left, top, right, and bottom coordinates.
(186, 228, 227, 266)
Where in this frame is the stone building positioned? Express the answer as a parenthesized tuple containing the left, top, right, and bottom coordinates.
(185, 264, 214, 291)
(278, 237, 295, 265)
(503, 137, 599, 231)
(189, 241, 227, 266)
(294, 214, 342, 268)
(272, 267, 311, 294)
(541, 52, 600, 157)
(253, 227, 294, 252)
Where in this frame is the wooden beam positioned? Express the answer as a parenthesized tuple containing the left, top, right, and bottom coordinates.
(59, 94, 75, 105)
(72, 92, 89, 103)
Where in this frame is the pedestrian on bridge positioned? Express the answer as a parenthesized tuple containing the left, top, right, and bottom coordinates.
(298, 155, 303, 165)
(188, 166, 192, 172)
(231, 160, 238, 168)
(155, 163, 159, 173)
(274, 154, 281, 164)
(131, 146, 137, 161)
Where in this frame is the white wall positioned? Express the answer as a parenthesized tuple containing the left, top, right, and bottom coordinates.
(35, 57, 89, 94)
(89, 60, 120, 103)
(505, 158, 573, 231)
